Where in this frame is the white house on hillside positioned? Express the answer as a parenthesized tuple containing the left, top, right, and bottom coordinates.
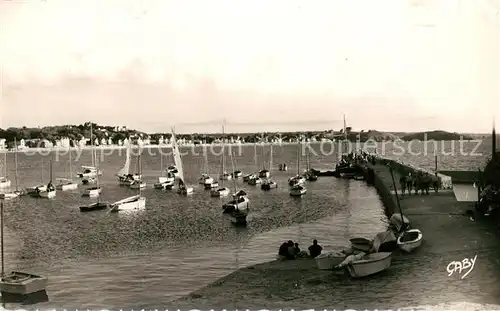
(0, 139, 5, 149)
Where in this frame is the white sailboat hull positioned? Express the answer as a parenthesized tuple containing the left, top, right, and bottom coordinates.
(177, 187, 194, 195)
(199, 176, 214, 184)
(129, 181, 146, 189)
(0, 191, 20, 200)
(110, 196, 146, 212)
(258, 171, 270, 178)
(82, 187, 101, 197)
(0, 180, 11, 189)
(347, 252, 392, 278)
(222, 196, 249, 212)
(220, 173, 232, 181)
(288, 176, 306, 186)
(289, 188, 307, 196)
(211, 187, 230, 197)
(248, 177, 262, 185)
(26, 185, 46, 194)
(397, 229, 423, 252)
(158, 176, 174, 184)
(56, 182, 78, 191)
(38, 190, 56, 199)
(243, 174, 255, 182)
(154, 179, 174, 189)
(0, 271, 48, 295)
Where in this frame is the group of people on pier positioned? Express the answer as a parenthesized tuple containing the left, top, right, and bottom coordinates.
(277, 239, 323, 260)
(399, 171, 440, 195)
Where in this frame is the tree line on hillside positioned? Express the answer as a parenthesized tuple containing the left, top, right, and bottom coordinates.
(0, 123, 474, 146)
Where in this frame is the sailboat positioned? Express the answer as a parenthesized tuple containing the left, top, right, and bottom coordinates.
(0, 202, 48, 294)
(243, 143, 258, 182)
(117, 143, 141, 186)
(388, 167, 422, 252)
(211, 126, 231, 197)
(258, 135, 271, 178)
(261, 143, 278, 190)
(80, 159, 109, 212)
(25, 159, 47, 195)
(109, 149, 146, 212)
(77, 123, 102, 181)
(56, 147, 78, 191)
(154, 149, 175, 189)
(288, 139, 306, 186)
(248, 141, 263, 185)
(0, 140, 23, 200)
(304, 147, 318, 181)
(33, 159, 56, 199)
(0, 151, 11, 189)
(81, 153, 102, 197)
(168, 129, 194, 195)
(129, 151, 146, 189)
(199, 143, 215, 187)
(222, 148, 249, 217)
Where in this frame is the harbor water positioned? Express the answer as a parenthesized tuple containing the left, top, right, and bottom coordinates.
(0, 142, 491, 309)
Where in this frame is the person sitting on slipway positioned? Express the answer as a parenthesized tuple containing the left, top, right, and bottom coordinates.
(308, 239, 322, 258)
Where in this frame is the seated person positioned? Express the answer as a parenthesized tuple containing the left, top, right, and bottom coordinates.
(308, 239, 322, 258)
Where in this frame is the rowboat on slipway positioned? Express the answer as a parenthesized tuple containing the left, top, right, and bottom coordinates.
(0, 202, 48, 294)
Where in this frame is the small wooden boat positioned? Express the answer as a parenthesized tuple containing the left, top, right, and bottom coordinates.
(248, 176, 262, 185)
(55, 178, 78, 191)
(258, 169, 270, 178)
(79, 202, 109, 212)
(261, 179, 278, 190)
(222, 194, 249, 213)
(154, 178, 175, 189)
(211, 186, 230, 197)
(288, 175, 305, 186)
(347, 252, 392, 278)
(204, 181, 218, 189)
(315, 252, 346, 270)
(109, 194, 146, 212)
(389, 213, 411, 232)
(289, 184, 307, 196)
(166, 165, 179, 178)
(232, 170, 243, 178)
(129, 180, 146, 189)
(397, 229, 422, 252)
(242, 174, 254, 182)
(350, 237, 373, 252)
(0, 203, 48, 294)
(82, 186, 101, 197)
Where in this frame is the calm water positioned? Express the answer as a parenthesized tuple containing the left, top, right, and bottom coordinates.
(0, 144, 390, 309)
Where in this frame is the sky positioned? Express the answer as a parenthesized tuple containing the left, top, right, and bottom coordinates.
(1, 0, 499, 134)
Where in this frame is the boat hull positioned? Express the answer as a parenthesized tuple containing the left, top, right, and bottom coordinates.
(259, 171, 270, 178)
(0, 180, 12, 189)
(248, 177, 262, 185)
(261, 182, 278, 190)
(38, 190, 56, 199)
(315, 252, 346, 270)
(82, 187, 101, 197)
(154, 180, 174, 189)
(232, 171, 243, 178)
(79, 202, 109, 212)
(211, 187, 230, 197)
(0, 191, 22, 200)
(129, 181, 146, 189)
(110, 196, 146, 212)
(26, 185, 47, 195)
(204, 181, 218, 189)
(288, 177, 305, 186)
(199, 176, 214, 184)
(0, 271, 47, 295)
(289, 187, 307, 196)
(397, 229, 423, 252)
(177, 187, 194, 195)
(56, 183, 78, 191)
(222, 197, 249, 213)
(224, 210, 248, 225)
(347, 252, 392, 278)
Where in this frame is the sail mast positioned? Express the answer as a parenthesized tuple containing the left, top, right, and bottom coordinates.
(270, 143, 273, 171)
(14, 138, 18, 191)
(1, 202, 4, 277)
(261, 133, 265, 170)
(221, 125, 225, 186)
(90, 123, 95, 167)
(69, 145, 73, 181)
(297, 138, 300, 175)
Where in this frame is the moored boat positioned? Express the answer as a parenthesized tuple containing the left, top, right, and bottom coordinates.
(79, 202, 109, 212)
(315, 252, 346, 270)
(248, 176, 262, 185)
(154, 178, 175, 189)
(289, 184, 307, 196)
(261, 179, 278, 190)
(55, 178, 78, 191)
(211, 186, 230, 197)
(258, 169, 270, 178)
(288, 175, 305, 186)
(346, 252, 392, 278)
(77, 166, 101, 178)
(243, 174, 254, 182)
(204, 180, 219, 189)
(396, 229, 423, 252)
(199, 174, 214, 185)
(224, 209, 248, 225)
(232, 170, 243, 178)
(0, 152, 11, 189)
(109, 195, 146, 212)
(222, 194, 249, 213)
(82, 186, 101, 197)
